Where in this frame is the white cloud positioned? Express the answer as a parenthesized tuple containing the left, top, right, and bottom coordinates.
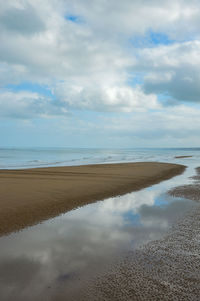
(0, 90, 66, 119)
(0, 0, 200, 108)
(54, 82, 159, 112)
(63, 0, 200, 39)
(97, 103, 200, 146)
(0, 0, 200, 145)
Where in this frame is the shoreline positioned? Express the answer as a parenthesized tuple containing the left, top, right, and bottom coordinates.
(0, 162, 185, 236)
(83, 206, 200, 301)
(82, 167, 200, 301)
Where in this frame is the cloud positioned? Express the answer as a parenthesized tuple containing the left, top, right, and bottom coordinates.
(0, 85, 158, 120)
(98, 104, 200, 145)
(0, 0, 200, 146)
(62, 0, 200, 39)
(135, 41, 200, 102)
(0, 4, 45, 35)
(0, 90, 67, 119)
(54, 83, 159, 112)
(0, 0, 200, 110)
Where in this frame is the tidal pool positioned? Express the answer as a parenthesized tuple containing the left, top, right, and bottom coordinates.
(0, 164, 197, 301)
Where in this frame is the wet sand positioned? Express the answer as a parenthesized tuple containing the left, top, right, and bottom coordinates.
(174, 155, 193, 158)
(169, 166, 200, 201)
(78, 167, 200, 301)
(81, 206, 200, 301)
(0, 162, 185, 236)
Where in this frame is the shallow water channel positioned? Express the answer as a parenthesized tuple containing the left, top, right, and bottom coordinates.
(0, 163, 197, 300)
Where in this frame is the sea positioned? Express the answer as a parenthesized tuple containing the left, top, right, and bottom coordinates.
(0, 147, 199, 169)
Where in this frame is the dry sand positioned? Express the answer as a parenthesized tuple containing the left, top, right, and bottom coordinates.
(0, 162, 185, 236)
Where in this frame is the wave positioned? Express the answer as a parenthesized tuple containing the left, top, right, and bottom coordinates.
(0, 148, 198, 169)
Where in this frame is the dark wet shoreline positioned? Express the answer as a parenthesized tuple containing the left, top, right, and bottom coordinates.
(169, 166, 200, 202)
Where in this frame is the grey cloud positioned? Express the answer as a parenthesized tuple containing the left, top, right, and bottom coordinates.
(133, 41, 200, 103)
(144, 69, 200, 102)
(138, 199, 194, 227)
(0, 257, 41, 286)
(0, 5, 45, 35)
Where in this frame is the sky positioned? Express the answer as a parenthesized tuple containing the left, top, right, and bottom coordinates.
(1, 0, 200, 148)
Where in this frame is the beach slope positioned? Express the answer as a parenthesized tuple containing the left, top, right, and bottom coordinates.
(0, 162, 185, 235)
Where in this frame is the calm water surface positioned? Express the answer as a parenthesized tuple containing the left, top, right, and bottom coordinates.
(0, 160, 197, 300)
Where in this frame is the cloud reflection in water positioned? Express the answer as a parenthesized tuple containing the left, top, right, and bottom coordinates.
(0, 185, 195, 300)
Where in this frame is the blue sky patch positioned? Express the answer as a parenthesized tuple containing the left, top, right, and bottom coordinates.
(123, 211, 141, 226)
(6, 82, 54, 98)
(130, 30, 174, 48)
(127, 72, 145, 87)
(65, 14, 83, 24)
(149, 31, 174, 45)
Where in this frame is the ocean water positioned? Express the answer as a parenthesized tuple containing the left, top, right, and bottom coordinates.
(0, 147, 199, 169)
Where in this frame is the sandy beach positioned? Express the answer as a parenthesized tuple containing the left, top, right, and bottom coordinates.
(0, 162, 185, 236)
